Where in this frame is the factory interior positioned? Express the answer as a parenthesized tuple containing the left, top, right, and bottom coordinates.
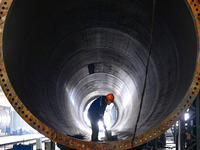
(0, 0, 200, 150)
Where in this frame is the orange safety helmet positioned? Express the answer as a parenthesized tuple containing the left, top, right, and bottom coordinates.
(106, 93, 114, 103)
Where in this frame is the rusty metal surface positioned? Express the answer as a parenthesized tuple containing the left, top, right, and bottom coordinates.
(0, 0, 199, 150)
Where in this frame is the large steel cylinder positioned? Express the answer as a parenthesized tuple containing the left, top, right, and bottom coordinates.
(0, 0, 200, 149)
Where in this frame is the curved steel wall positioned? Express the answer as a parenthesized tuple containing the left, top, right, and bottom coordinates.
(0, 0, 199, 149)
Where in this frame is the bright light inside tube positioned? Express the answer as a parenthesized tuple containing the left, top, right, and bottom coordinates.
(83, 100, 117, 132)
(98, 111, 112, 130)
(184, 113, 189, 121)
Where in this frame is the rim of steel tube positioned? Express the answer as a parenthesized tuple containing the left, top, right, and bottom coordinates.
(0, 0, 200, 150)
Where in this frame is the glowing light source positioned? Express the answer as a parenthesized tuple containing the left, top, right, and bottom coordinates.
(83, 100, 117, 132)
(184, 113, 189, 121)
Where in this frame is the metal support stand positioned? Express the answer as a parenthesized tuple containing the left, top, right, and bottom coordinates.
(45, 141, 55, 150)
(153, 138, 158, 150)
(36, 138, 42, 150)
(196, 94, 200, 150)
(174, 124, 177, 144)
(178, 116, 185, 150)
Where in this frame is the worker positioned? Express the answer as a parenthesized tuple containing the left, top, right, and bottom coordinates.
(87, 93, 114, 141)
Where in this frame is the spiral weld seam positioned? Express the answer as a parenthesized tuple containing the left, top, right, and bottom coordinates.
(0, 0, 199, 149)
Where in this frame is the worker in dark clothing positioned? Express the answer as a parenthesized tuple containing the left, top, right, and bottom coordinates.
(87, 93, 114, 141)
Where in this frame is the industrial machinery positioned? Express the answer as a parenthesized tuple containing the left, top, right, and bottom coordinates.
(0, 0, 199, 149)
